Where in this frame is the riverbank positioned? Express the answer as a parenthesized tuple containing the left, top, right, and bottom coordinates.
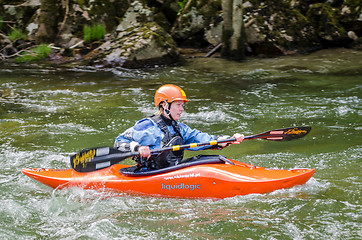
(1, 0, 361, 68)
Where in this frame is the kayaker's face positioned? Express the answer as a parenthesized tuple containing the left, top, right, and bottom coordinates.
(166, 100, 185, 121)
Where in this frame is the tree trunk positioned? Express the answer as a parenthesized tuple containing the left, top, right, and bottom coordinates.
(221, 0, 245, 60)
(36, 0, 60, 44)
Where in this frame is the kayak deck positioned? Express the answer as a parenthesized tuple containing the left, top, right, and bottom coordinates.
(22, 158, 315, 199)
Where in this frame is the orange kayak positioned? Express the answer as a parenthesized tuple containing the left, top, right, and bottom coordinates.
(22, 156, 314, 199)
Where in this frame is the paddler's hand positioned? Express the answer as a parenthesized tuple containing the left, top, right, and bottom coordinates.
(138, 146, 151, 159)
(216, 133, 244, 149)
(232, 133, 244, 144)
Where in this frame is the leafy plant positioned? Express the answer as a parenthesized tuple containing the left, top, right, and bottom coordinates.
(83, 23, 105, 43)
(16, 44, 51, 63)
(177, 0, 188, 15)
(92, 24, 105, 41)
(83, 25, 92, 43)
(8, 28, 27, 41)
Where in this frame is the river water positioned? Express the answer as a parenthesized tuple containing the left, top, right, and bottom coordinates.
(0, 48, 361, 239)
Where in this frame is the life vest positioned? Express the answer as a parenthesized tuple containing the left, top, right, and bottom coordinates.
(144, 115, 184, 170)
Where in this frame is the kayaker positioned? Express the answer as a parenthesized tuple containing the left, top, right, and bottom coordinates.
(114, 84, 244, 170)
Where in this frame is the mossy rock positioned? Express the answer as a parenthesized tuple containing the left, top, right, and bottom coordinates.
(245, 1, 320, 55)
(306, 3, 349, 46)
(338, 0, 362, 38)
(86, 22, 179, 68)
(338, 0, 362, 23)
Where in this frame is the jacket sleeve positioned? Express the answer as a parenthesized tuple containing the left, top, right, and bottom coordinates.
(179, 122, 216, 151)
(114, 118, 163, 150)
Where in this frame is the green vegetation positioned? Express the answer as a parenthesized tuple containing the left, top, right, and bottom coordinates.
(8, 28, 27, 41)
(76, 0, 86, 7)
(83, 25, 92, 43)
(83, 23, 106, 43)
(177, 0, 188, 15)
(16, 44, 51, 63)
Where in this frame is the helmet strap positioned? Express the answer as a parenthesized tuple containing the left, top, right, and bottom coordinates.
(163, 101, 174, 121)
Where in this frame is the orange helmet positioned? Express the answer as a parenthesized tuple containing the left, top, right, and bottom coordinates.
(154, 84, 189, 107)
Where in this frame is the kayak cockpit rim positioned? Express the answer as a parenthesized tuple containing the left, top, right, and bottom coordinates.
(119, 155, 234, 177)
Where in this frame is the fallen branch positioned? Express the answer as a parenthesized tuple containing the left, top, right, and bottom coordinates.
(245, 18, 255, 28)
(204, 43, 222, 57)
(70, 40, 84, 49)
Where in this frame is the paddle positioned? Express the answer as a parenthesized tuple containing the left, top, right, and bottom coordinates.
(70, 126, 311, 172)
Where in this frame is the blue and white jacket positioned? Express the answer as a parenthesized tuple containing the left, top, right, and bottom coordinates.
(114, 117, 216, 151)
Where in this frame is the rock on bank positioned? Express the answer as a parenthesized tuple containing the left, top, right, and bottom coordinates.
(85, 1, 178, 68)
(85, 22, 178, 68)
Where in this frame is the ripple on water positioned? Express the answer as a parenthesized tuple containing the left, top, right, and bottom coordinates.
(2, 159, 359, 240)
